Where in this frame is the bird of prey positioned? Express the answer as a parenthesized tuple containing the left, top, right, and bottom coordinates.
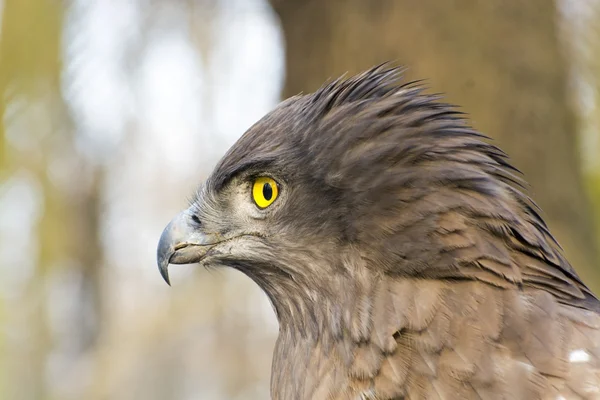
(157, 66, 600, 399)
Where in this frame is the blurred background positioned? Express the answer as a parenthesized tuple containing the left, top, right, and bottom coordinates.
(1, 0, 600, 399)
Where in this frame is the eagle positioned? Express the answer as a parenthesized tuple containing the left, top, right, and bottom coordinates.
(157, 66, 600, 399)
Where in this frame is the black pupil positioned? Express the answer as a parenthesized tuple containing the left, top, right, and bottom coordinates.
(262, 182, 273, 201)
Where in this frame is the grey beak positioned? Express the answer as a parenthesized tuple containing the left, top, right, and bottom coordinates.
(157, 209, 221, 285)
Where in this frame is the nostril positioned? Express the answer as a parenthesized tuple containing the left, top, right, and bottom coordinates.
(191, 214, 201, 225)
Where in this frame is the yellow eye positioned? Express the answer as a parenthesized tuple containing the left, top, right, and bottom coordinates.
(252, 177, 278, 209)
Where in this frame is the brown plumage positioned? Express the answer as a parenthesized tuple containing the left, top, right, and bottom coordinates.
(157, 65, 600, 399)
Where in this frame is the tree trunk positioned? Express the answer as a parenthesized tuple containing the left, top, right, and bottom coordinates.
(270, 0, 600, 291)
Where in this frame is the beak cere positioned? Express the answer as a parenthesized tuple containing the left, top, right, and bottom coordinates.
(156, 209, 221, 285)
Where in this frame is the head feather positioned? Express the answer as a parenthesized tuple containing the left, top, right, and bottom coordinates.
(207, 65, 598, 312)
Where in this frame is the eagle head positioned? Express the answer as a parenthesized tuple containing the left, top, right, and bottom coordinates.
(157, 65, 594, 332)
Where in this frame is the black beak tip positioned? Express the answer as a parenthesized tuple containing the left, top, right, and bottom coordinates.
(160, 264, 171, 286)
(158, 255, 171, 286)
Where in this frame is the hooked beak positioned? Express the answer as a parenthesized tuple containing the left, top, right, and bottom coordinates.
(156, 209, 221, 285)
